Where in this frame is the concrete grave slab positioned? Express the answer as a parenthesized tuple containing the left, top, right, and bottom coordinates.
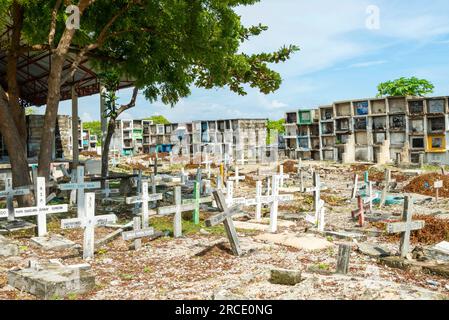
(31, 234, 77, 251)
(325, 231, 367, 241)
(0, 235, 19, 257)
(255, 233, 334, 252)
(357, 243, 391, 258)
(8, 262, 95, 299)
(270, 268, 302, 286)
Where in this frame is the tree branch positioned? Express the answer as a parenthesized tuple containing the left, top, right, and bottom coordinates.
(116, 87, 139, 116)
(61, 2, 136, 85)
(48, 0, 62, 48)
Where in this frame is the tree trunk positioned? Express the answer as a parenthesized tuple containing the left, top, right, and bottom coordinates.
(101, 117, 117, 188)
(37, 54, 66, 180)
(0, 89, 33, 206)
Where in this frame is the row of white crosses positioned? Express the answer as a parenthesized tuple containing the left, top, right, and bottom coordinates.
(0, 177, 30, 224)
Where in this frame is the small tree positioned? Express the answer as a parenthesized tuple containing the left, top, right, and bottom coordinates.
(377, 77, 434, 97)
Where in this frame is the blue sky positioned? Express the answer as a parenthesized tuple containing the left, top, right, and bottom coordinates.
(48, 0, 449, 123)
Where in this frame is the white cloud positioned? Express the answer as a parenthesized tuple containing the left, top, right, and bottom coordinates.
(81, 112, 93, 122)
(348, 60, 388, 69)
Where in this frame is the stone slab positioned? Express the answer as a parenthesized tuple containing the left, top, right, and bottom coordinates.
(380, 256, 434, 273)
(8, 265, 95, 299)
(233, 221, 268, 232)
(325, 231, 367, 241)
(0, 220, 36, 234)
(270, 268, 302, 286)
(0, 235, 19, 257)
(30, 235, 77, 251)
(255, 233, 334, 252)
(423, 264, 449, 279)
(357, 243, 391, 258)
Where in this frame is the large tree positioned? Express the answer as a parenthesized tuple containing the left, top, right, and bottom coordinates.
(0, 0, 298, 192)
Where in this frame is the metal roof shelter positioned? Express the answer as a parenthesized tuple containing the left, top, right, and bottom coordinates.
(0, 25, 134, 167)
(0, 49, 133, 107)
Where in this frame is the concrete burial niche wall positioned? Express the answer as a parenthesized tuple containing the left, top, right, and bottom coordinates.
(335, 103, 351, 117)
(353, 101, 369, 116)
(388, 98, 406, 114)
(408, 100, 425, 114)
(355, 132, 368, 145)
(372, 116, 387, 131)
(411, 119, 424, 133)
(371, 99, 387, 114)
(390, 132, 406, 145)
(427, 99, 446, 114)
(426, 135, 446, 153)
(355, 146, 370, 162)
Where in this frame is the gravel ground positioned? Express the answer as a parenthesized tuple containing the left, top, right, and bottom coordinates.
(1, 162, 449, 300)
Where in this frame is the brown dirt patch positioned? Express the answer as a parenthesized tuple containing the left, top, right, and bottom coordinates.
(404, 173, 449, 197)
(372, 215, 449, 245)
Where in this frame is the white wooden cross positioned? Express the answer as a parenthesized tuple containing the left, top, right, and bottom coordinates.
(348, 173, 360, 200)
(59, 166, 101, 219)
(126, 180, 163, 228)
(236, 151, 247, 166)
(0, 178, 31, 222)
(294, 158, 303, 175)
(205, 190, 243, 256)
(180, 167, 189, 184)
(157, 186, 196, 238)
(434, 180, 443, 202)
(225, 181, 246, 206)
(268, 175, 294, 233)
(0, 177, 68, 236)
(386, 196, 425, 258)
(305, 199, 325, 232)
(304, 171, 322, 217)
(95, 180, 120, 200)
(379, 169, 396, 208)
(122, 217, 155, 250)
(363, 181, 377, 213)
(61, 193, 117, 260)
(132, 170, 143, 214)
(278, 165, 290, 188)
(228, 166, 245, 189)
(202, 153, 213, 179)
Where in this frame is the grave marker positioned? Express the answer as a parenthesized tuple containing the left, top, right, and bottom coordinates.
(202, 153, 212, 179)
(434, 180, 443, 202)
(351, 196, 365, 227)
(225, 181, 246, 206)
(182, 181, 213, 225)
(122, 217, 155, 250)
(386, 196, 425, 258)
(0, 178, 68, 236)
(205, 190, 242, 256)
(126, 180, 163, 228)
(228, 166, 245, 189)
(278, 165, 290, 188)
(95, 180, 120, 200)
(61, 193, 117, 259)
(0, 178, 31, 223)
(157, 186, 196, 238)
(59, 166, 101, 218)
(336, 244, 351, 274)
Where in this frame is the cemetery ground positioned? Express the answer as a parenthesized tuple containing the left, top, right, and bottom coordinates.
(1, 160, 449, 300)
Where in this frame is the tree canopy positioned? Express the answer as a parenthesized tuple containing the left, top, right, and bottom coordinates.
(0, 0, 298, 182)
(144, 115, 170, 124)
(377, 77, 434, 97)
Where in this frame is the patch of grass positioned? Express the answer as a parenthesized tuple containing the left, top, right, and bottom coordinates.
(97, 248, 108, 255)
(67, 293, 78, 300)
(149, 216, 225, 237)
(317, 263, 330, 271)
(120, 273, 135, 281)
(143, 267, 152, 273)
(19, 246, 28, 251)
